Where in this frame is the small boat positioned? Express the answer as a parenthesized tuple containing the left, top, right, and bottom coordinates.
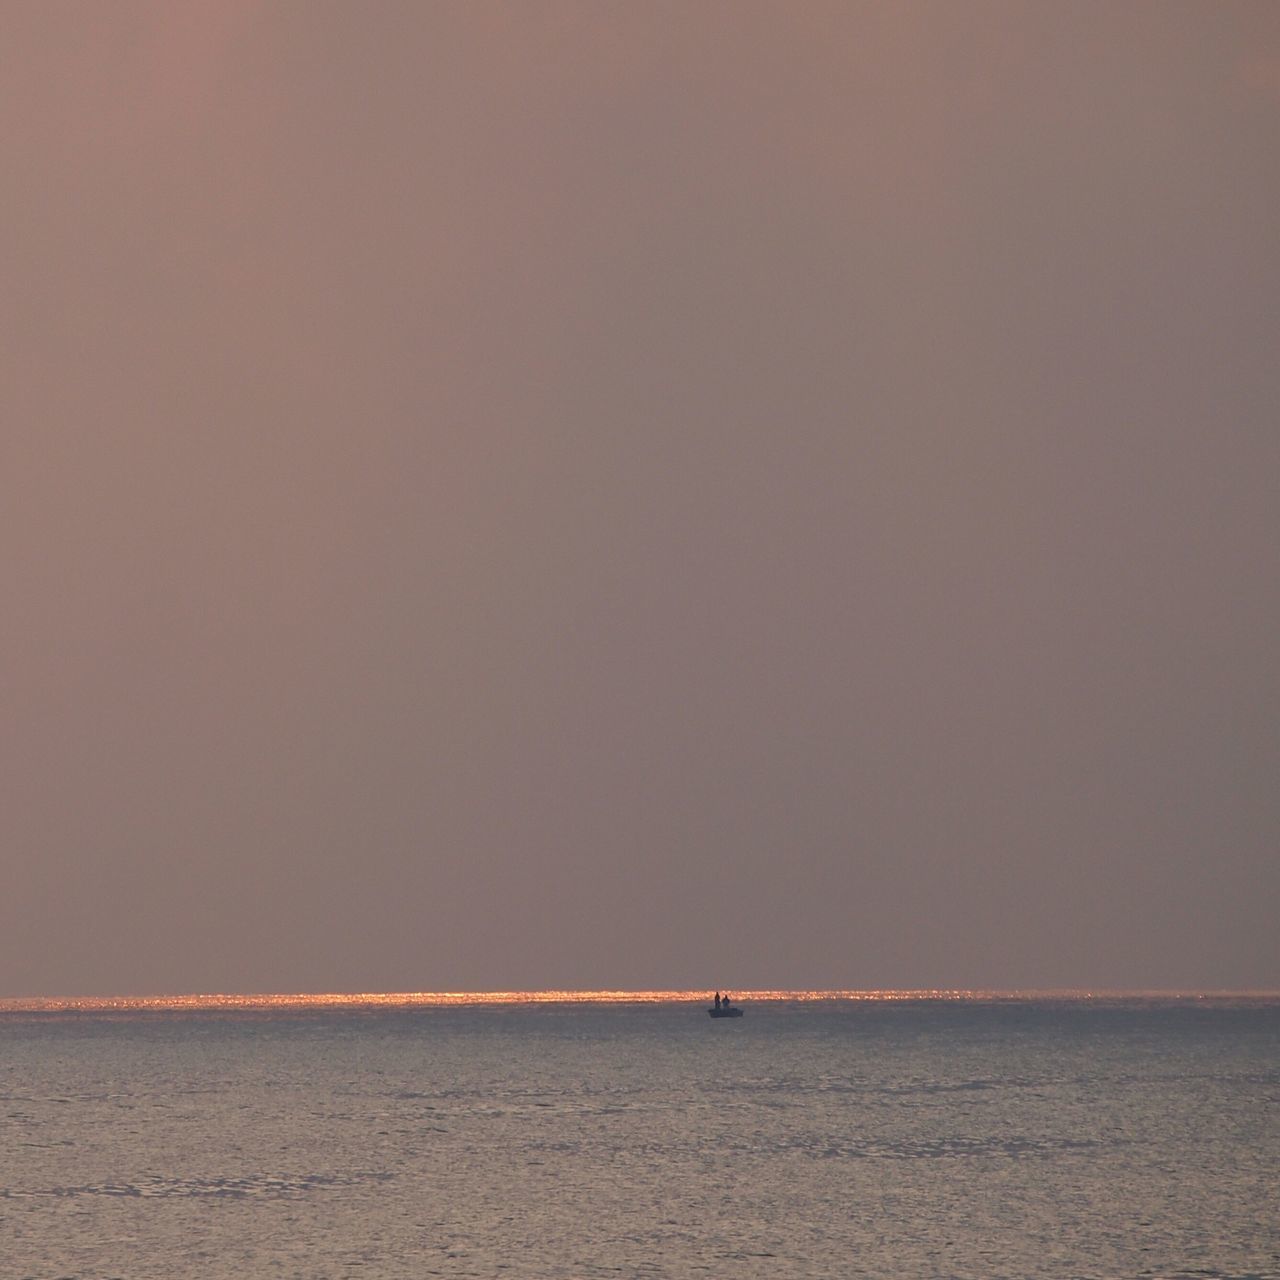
(708, 994, 743, 1018)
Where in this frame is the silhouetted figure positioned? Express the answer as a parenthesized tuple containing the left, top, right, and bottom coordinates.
(714, 991, 721, 1009)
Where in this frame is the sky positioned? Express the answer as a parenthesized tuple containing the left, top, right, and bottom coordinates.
(3, 2, 1277, 996)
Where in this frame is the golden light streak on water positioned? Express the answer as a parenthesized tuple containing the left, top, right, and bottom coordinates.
(1, 989, 1269, 1013)
(0, 990, 970, 1013)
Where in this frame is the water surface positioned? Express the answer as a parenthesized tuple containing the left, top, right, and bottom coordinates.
(2, 993, 1276, 1278)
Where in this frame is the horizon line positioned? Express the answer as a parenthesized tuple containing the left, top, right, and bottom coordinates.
(3, 988, 1278, 1013)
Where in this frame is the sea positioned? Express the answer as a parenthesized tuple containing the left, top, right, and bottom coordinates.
(1, 992, 1276, 1280)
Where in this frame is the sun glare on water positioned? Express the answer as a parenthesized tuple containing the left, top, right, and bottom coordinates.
(1, 988, 1260, 1014)
(0, 990, 961, 1013)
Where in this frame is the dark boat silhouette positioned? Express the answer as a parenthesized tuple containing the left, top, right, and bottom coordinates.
(708, 995, 743, 1018)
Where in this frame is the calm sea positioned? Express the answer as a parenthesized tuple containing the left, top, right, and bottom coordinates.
(1, 993, 1276, 1279)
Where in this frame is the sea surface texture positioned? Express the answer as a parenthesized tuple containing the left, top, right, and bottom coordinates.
(1, 994, 1276, 1279)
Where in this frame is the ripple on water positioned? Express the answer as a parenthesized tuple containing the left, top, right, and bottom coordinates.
(11, 1170, 393, 1200)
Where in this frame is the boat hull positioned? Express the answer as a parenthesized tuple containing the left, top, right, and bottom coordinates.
(708, 1007, 743, 1018)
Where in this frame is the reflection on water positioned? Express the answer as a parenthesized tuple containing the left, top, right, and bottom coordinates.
(4, 987, 1273, 1013)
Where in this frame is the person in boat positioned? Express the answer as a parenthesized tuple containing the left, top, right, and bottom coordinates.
(723, 993, 732, 1005)
(714, 991, 721, 1009)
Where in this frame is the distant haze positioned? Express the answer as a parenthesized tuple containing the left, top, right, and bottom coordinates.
(3, 3, 1277, 996)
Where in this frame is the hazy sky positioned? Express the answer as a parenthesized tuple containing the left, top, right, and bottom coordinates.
(3, 2, 1277, 996)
